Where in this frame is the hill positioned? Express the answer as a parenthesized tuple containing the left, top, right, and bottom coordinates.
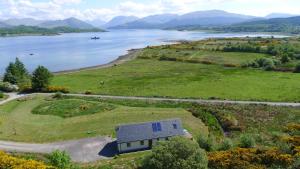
(0, 21, 10, 28)
(3, 18, 43, 26)
(113, 10, 256, 29)
(265, 13, 297, 19)
(216, 16, 300, 34)
(104, 16, 139, 28)
(0, 25, 105, 37)
(39, 17, 96, 29)
(165, 10, 256, 28)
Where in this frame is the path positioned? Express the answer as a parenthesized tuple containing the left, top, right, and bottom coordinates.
(63, 93, 300, 107)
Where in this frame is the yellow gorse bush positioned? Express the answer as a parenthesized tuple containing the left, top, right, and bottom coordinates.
(0, 151, 55, 169)
(208, 148, 294, 169)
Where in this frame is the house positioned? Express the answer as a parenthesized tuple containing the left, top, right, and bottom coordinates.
(116, 118, 185, 153)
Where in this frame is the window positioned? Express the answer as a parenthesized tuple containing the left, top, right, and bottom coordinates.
(127, 143, 131, 147)
(152, 122, 162, 132)
(140, 141, 144, 145)
(173, 124, 177, 129)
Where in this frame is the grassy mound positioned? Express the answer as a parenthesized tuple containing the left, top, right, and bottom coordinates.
(32, 98, 115, 118)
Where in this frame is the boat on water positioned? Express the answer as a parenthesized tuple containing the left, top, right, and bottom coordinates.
(91, 37, 100, 40)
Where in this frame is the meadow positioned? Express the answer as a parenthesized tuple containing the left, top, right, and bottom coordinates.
(52, 37, 300, 102)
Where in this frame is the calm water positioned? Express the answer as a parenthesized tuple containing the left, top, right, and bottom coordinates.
(0, 29, 283, 74)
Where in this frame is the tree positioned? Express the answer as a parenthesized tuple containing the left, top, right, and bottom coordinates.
(3, 58, 29, 85)
(31, 66, 53, 91)
(142, 137, 208, 169)
(3, 62, 17, 84)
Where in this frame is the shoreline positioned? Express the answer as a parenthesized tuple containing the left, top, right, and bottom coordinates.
(54, 48, 142, 75)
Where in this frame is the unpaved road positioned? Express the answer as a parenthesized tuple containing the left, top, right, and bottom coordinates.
(63, 93, 300, 107)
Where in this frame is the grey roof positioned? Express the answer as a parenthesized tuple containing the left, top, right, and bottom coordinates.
(116, 118, 184, 144)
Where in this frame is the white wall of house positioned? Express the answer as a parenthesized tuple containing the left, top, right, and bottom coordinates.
(118, 137, 171, 153)
(119, 140, 150, 152)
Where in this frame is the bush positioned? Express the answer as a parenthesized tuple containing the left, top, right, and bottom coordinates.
(85, 90, 93, 95)
(0, 151, 53, 169)
(48, 150, 71, 169)
(53, 92, 63, 99)
(208, 148, 294, 169)
(0, 92, 3, 98)
(45, 86, 70, 93)
(294, 64, 300, 73)
(0, 82, 19, 92)
(239, 134, 256, 148)
(142, 137, 208, 169)
(197, 134, 216, 152)
(219, 138, 234, 151)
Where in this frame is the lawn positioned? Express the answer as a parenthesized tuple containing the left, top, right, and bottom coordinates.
(0, 95, 207, 143)
(53, 59, 300, 102)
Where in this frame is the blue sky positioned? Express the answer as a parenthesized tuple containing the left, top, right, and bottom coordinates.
(1, 0, 300, 21)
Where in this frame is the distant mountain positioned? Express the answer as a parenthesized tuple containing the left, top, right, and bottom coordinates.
(111, 14, 178, 29)
(86, 19, 106, 28)
(104, 16, 139, 28)
(0, 21, 10, 28)
(164, 10, 256, 28)
(265, 13, 297, 19)
(215, 16, 300, 34)
(4, 18, 43, 26)
(39, 17, 95, 29)
(112, 10, 257, 29)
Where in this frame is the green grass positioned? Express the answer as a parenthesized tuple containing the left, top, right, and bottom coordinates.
(139, 48, 269, 66)
(0, 95, 207, 143)
(53, 59, 300, 102)
(32, 98, 116, 118)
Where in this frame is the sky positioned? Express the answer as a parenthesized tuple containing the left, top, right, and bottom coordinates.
(1, 0, 300, 21)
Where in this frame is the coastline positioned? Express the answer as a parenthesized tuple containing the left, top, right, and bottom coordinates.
(54, 49, 142, 75)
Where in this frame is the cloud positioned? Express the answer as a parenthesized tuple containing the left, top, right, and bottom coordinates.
(0, 0, 300, 21)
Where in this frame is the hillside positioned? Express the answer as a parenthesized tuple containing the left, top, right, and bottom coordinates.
(3, 18, 43, 26)
(0, 25, 104, 37)
(215, 16, 300, 34)
(112, 10, 256, 29)
(111, 14, 178, 29)
(0, 21, 10, 28)
(39, 17, 96, 29)
(104, 16, 139, 28)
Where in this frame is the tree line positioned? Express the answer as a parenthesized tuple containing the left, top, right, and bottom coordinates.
(2, 58, 53, 92)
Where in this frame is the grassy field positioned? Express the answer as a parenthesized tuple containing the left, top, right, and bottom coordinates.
(52, 37, 300, 102)
(53, 59, 300, 102)
(0, 95, 207, 142)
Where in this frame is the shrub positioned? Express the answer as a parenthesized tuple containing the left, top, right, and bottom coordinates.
(48, 150, 71, 169)
(85, 90, 93, 95)
(0, 82, 19, 92)
(294, 64, 300, 73)
(208, 148, 294, 169)
(53, 92, 63, 99)
(0, 151, 53, 169)
(239, 134, 256, 148)
(197, 134, 216, 152)
(0, 92, 3, 98)
(219, 138, 234, 151)
(45, 86, 70, 93)
(142, 137, 208, 169)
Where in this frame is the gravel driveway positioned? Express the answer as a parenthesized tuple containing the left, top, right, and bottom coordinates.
(0, 137, 116, 162)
